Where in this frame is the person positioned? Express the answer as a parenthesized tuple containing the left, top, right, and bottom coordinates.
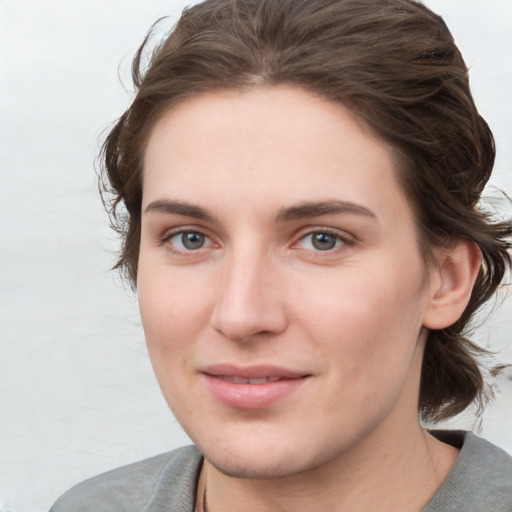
(50, 0, 512, 510)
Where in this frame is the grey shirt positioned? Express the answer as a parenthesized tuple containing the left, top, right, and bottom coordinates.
(50, 431, 512, 511)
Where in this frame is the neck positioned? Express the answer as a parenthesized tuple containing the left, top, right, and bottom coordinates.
(202, 421, 458, 512)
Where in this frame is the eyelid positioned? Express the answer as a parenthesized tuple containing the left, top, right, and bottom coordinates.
(291, 226, 355, 251)
(156, 224, 355, 255)
(159, 225, 219, 254)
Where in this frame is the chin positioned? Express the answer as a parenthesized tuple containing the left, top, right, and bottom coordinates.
(194, 433, 333, 480)
(205, 451, 312, 479)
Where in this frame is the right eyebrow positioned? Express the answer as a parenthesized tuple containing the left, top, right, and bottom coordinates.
(144, 199, 216, 222)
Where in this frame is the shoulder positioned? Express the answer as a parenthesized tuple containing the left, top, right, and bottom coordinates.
(49, 445, 203, 512)
(425, 430, 512, 512)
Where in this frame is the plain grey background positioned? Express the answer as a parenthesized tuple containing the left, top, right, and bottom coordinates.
(1, 1, 511, 511)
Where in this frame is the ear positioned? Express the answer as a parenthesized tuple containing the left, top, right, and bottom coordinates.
(422, 239, 482, 330)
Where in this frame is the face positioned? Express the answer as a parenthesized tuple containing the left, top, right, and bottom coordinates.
(138, 86, 434, 478)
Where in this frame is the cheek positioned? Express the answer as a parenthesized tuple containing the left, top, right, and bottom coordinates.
(137, 264, 212, 361)
(295, 261, 427, 381)
(137, 268, 210, 415)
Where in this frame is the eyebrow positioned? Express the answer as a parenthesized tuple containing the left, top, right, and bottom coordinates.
(144, 198, 377, 223)
(276, 200, 377, 222)
(144, 200, 216, 222)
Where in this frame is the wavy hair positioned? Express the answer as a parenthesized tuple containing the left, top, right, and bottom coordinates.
(99, 0, 512, 422)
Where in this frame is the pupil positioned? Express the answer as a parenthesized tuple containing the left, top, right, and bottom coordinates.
(182, 232, 205, 250)
(312, 233, 336, 250)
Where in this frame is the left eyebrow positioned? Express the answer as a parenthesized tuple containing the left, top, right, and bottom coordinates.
(276, 200, 377, 223)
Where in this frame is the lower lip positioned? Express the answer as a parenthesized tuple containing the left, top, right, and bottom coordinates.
(203, 375, 308, 410)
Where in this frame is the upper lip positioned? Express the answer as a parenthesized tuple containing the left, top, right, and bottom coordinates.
(202, 364, 310, 379)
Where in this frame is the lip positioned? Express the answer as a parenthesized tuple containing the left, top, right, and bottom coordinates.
(201, 364, 310, 410)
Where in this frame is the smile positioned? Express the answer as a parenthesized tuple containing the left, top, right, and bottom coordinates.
(218, 376, 283, 384)
(202, 365, 310, 410)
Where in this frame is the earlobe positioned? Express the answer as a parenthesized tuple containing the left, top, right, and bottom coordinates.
(422, 239, 482, 330)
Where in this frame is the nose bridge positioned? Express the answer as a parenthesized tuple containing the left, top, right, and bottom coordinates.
(211, 243, 286, 342)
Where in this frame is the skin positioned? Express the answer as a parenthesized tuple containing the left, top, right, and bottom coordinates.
(138, 86, 479, 511)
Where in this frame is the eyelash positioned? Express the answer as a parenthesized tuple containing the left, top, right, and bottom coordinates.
(293, 228, 353, 254)
(159, 228, 216, 254)
(158, 227, 353, 256)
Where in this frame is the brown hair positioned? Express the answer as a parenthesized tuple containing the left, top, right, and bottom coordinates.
(100, 0, 511, 422)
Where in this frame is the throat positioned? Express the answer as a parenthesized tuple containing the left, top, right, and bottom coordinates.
(195, 460, 208, 512)
(193, 427, 460, 512)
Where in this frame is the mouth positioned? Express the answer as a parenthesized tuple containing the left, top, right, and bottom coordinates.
(217, 376, 284, 384)
(201, 365, 310, 410)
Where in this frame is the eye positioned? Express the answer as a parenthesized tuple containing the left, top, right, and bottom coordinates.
(297, 231, 346, 251)
(166, 230, 212, 251)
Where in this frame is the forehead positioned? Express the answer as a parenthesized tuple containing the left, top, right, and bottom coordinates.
(142, 85, 412, 228)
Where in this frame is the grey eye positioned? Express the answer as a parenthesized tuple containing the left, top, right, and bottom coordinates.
(297, 231, 344, 251)
(172, 231, 207, 250)
(182, 232, 205, 250)
(311, 233, 338, 250)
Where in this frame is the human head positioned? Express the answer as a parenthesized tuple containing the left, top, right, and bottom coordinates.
(100, 0, 511, 422)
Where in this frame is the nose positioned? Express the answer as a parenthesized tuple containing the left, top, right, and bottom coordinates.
(210, 251, 288, 343)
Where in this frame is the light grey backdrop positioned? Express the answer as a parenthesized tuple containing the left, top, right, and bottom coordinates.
(1, 1, 511, 511)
